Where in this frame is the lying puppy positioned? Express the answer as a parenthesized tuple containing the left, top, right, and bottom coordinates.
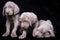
(18, 12, 38, 39)
(2, 1, 20, 37)
(32, 20, 55, 38)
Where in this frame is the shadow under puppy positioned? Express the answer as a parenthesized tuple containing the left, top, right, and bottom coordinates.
(2, 1, 20, 37)
(32, 20, 55, 38)
(18, 12, 38, 39)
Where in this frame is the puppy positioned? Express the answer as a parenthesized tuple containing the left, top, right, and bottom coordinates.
(32, 20, 55, 38)
(2, 1, 20, 37)
(18, 12, 38, 39)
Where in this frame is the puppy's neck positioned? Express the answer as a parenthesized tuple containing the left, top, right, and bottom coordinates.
(6, 15, 15, 22)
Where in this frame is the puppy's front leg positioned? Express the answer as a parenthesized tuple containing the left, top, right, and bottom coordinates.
(11, 19, 18, 37)
(2, 19, 10, 37)
(32, 27, 38, 37)
(19, 30, 27, 39)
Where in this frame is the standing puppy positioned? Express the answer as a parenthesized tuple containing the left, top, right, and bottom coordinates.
(2, 1, 20, 37)
(32, 20, 55, 38)
(19, 12, 38, 39)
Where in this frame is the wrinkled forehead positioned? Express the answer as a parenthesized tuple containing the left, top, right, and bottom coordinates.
(20, 17, 28, 22)
(4, 4, 14, 9)
(40, 23, 48, 27)
(7, 6, 12, 8)
(20, 19, 29, 24)
(20, 20, 29, 24)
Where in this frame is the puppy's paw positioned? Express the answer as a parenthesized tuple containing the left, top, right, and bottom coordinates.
(19, 35, 26, 39)
(2, 32, 9, 37)
(11, 32, 17, 37)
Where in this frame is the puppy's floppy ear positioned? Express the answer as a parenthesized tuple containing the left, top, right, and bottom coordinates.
(13, 4, 20, 15)
(47, 20, 52, 24)
(35, 21, 39, 28)
(28, 19, 32, 26)
(40, 20, 45, 22)
(49, 30, 55, 37)
(2, 6, 5, 16)
(39, 20, 45, 25)
(25, 18, 32, 26)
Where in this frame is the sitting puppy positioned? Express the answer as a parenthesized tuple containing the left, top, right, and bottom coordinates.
(18, 12, 38, 39)
(2, 1, 20, 37)
(32, 20, 55, 38)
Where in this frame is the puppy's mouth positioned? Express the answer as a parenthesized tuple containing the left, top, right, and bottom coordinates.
(6, 13, 14, 17)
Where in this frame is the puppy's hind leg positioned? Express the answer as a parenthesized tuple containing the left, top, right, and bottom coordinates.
(2, 19, 10, 37)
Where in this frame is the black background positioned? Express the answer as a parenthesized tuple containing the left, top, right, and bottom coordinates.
(0, 0, 59, 40)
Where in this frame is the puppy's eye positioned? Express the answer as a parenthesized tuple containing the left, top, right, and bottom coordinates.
(9, 6, 12, 8)
(37, 29, 42, 33)
(8, 5, 12, 8)
(24, 21, 28, 22)
(47, 31, 51, 34)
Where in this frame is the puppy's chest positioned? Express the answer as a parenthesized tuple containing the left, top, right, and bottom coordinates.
(7, 16, 15, 22)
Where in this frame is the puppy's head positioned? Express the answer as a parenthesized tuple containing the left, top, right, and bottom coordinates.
(3, 1, 20, 16)
(32, 27, 43, 38)
(37, 25, 52, 38)
(3, 5, 14, 16)
(19, 17, 30, 29)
